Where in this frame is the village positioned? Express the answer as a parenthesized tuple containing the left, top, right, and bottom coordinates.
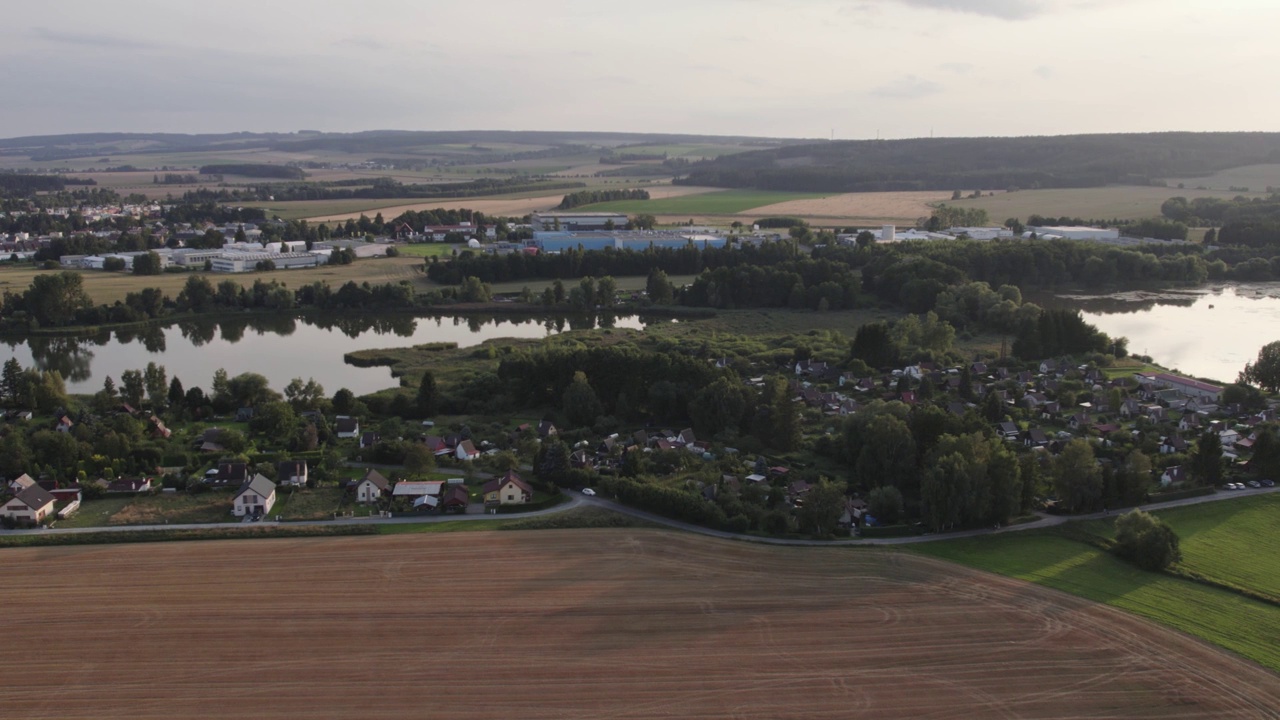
(1, 333, 1274, 535)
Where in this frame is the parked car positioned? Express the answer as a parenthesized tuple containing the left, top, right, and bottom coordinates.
(1247, 480, 1261, 488)
(581, 488, 596, 496)
(1261, 479, 1275, 487)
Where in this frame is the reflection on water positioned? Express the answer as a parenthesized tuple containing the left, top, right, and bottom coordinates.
(0, 312, 662, 396)
(1066, 283, 1280, 384)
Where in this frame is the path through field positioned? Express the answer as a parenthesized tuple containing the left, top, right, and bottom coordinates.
(1, 530, 1276, 719)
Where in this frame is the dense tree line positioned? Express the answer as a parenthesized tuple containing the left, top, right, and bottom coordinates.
(0, 271, 425, 331)
(1011, 308, 1111, 359)
(679, 259, 859, 311)
(427, 240, 799, 285)
(163, 203, 267, 225)
(0, 173, 72, 195)
(555, 188, 649, 209)
(674, 133, 1280, 193)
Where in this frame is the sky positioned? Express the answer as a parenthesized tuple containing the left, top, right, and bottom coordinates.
(2, 0, 1277, 140)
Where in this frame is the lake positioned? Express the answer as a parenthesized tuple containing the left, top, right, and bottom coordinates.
(1061, 283, 1280, 384)
(0, 313, 666, 397)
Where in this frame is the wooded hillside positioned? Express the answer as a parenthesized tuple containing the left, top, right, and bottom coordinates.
(675, 133, 1280, 192)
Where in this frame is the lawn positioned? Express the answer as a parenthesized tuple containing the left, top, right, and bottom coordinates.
(1077, 493, 1280, 601)
(54, 497, 132, 528)
(573, 190, 831, 215)
(108, 491, 236, 525)
(395, 243, 460, 258)
(58, 491, 237, 527)
(273, 487, 346, 521)
(914, 529, 1280, 672)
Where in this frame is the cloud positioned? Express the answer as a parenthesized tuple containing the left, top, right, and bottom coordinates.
(892, 0, 1050, 20)
(1033, 64, 1054, 79)
(871, 75, 943, 99)
(939, 62, 975, 74)
(30, 26, 158, 50)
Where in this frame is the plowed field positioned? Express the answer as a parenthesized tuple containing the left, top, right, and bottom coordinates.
(2, 530, 1276, 719)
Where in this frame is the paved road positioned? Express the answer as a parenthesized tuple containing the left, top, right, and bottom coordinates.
(4, 484, 1274, 546)
(579, 484, 1280, 547)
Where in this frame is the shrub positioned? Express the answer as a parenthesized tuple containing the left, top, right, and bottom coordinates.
(1113, 509, 1182, 571)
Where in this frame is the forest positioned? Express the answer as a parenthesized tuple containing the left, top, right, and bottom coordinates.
(674, 132, 1280, 192)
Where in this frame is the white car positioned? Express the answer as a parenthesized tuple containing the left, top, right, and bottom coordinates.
(581, 488, 596, 496)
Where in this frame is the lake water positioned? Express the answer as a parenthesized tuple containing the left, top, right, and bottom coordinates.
(0, 313, 663, 397)
(1062, 283, 1280, 384)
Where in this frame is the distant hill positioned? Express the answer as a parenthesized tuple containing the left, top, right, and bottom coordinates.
(673, 132, 1280, 193)
(0, 130, 809, 163)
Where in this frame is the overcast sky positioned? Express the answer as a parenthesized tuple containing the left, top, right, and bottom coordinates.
(2, 0, 1275, 140)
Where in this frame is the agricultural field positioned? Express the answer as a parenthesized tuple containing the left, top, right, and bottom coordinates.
(0, 256, 428, 305)
(914, 510, 1280, 673)
(1, 530, 1276, 719)
(744, 190, 953, 225)
(1170, 164, 1280, 193)
(948, 185, 1269, 223)
(574, 189, 830, 215)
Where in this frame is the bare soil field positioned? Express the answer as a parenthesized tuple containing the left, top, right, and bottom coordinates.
(744, 190, 952, 223)
(1, 529, 1275, 719)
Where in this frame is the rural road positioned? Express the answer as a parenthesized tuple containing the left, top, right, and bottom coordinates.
(3, 484, 1274, 546)
(576, 484, 1280, 547)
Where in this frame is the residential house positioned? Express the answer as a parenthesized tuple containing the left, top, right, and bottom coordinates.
(235, 407, 255, 422)
(1160, 434, 1188, 455)
(335, 416, 360, 439)
(55, 415, 73, 433)
(1119, 398, 1142, 419)
(7, 473, 37, 494)
(537, 420, 557, 438)
(1160, 466, 1186, 487)
(148, 415, 172, 439)
(570, 449, 594, 469)
(1178, 413, 1202, 432)
(455, 439, 480, 461)
(359, 431, 380, 449)
(997, 421, 1020, 439)
(1, 485, 57, 525)
(424, 435, 451, 456)
(277, 460, 308, 487)
(393, 481, 444, 507)
(440, 484, 470, 513)
(483, 470, 533, 506)
(105, 477, 151, 494)
(232, 474, 276, 518)
(1022, 428, 1050, 448)
(211, 461, 248, 486)
(1068, 413, 1091, 431)
(788, 479, 812, 505)
(354, 469, 391, 504)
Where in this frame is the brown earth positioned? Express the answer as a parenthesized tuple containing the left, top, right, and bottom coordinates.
(1, 530, 1276, 719)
